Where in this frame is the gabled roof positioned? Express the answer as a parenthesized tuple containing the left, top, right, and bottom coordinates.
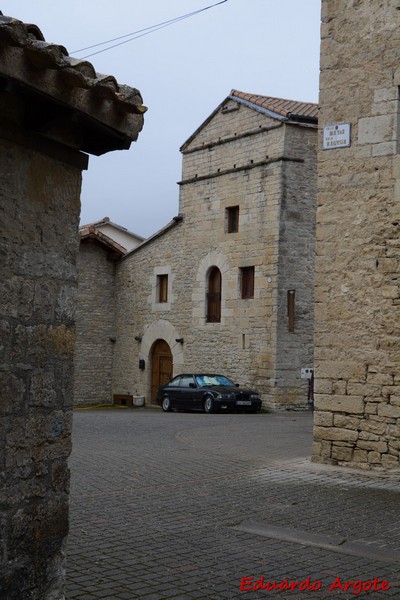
(79, 225, 127, 258)
(0, 14, 147, 156)
(181, 89, 318, 152)
(80, 217, 145, 243)
(230, 89, 318, 122)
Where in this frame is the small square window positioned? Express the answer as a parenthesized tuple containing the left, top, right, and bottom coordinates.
(226, 206, 239, 233)
(241, 267, 254, 299)
(157, 274, 168, 303)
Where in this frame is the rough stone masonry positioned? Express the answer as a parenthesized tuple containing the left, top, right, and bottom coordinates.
(0, 15, 144, 599)
(313, 0, 400, 470)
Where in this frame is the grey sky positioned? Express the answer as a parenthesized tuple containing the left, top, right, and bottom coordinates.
(2, 1, 321, 238)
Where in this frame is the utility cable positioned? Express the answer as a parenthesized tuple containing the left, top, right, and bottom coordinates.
(72, 0, 228, 59)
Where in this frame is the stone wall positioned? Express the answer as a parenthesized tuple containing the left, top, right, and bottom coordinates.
(313, 0, 400, 469)
(74, 240, 118, 405)
(113, 224, 184, 400)
(113, 100, 317, 409)
(0, 13, 145, 597)
(0, 139, 80, 598)
(275, 124, 317, 405)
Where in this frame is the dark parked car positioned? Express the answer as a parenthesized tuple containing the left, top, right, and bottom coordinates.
(156, 373, 262, 414)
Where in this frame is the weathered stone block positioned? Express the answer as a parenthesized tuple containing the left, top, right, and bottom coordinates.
(333, 414, 361, 429)
(313, 411, 334, 427)
(378, 403, 400, 419)
(314, 426, 358, 442)
(347, 382, 382, 396)
(332, 446, 353, 462)
(381, 453, 399, 468)
(314, 379, 332, 394)
(365, 402, 378, 415)
(357, 440, 388, 453)
(381, 286, 399, 299)
(367, 373, 393, 386)
(359, 431, 382, 442)
(358, 115, 395, 145)
(312, 440, 333, 461)
(359, 419, 387, 435)
(315, 362, 366, 380)
(368, 451, 382, 463)
(353, 449, 368, 463)
(390, 395, 400, 406)
(315, 394, 365, 414)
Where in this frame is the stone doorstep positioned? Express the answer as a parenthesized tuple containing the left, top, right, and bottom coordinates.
(235, 522, 400, 564)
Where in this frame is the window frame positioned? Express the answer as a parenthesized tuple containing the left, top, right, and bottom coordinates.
(206, 267, 222, 323)
(287, 289, 295, 332)
(240, 266, 255, 299)
(226, 205, 239, 233)
(157, 274, 168, 303)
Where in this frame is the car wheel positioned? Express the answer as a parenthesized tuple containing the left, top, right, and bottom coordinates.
(204, 395, 215, 414)
(161, 396, 172, 412)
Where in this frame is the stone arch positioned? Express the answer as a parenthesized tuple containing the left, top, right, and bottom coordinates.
(150, 339, 173, 404)
(140, 320, 184, 402)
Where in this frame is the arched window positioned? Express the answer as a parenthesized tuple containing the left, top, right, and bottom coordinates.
(207, 267, 221, 322)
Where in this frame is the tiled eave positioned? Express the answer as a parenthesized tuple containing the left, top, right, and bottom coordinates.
(0, 16, 147, 156)
(80, 226, 127, 257)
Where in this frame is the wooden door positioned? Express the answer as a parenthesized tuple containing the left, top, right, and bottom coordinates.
(151, 339, 173, 403)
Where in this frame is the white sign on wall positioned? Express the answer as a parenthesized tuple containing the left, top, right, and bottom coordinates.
(323, 123, 351, 149)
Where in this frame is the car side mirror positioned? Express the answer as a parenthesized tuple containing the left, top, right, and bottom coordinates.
(189, 383, 196, 388)
(235, 383, 239, 387)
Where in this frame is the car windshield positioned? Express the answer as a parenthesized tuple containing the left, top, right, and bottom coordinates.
(195, 375, 235, 388)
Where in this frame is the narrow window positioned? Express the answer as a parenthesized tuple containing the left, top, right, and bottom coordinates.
(207, 267, 221, 322)
(157, 274, 168, 303)
(287, 289, 295, 332)
(226, 206, 239, 233)
(241, 267, 255, 299)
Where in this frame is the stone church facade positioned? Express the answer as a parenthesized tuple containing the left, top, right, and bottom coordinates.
(312, 0, 400, 469)
(107, 90, 318, 410)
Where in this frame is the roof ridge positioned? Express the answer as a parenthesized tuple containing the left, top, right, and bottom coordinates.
(230, 89, 318, 120)
(231, 88, 318, 106)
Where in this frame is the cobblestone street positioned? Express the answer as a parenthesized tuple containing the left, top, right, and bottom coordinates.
(66, 409, 400, 599)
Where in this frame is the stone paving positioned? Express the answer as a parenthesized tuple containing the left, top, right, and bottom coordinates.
(66, 409, 400, 599)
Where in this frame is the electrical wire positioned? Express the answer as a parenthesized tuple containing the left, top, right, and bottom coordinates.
(72, 0, 228, 59)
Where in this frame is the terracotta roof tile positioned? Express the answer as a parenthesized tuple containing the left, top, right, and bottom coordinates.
(231, 89, 318, 121)
(0, 14, 147, 154)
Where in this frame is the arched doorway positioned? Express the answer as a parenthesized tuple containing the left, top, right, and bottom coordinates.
(151, 339, 173, 404)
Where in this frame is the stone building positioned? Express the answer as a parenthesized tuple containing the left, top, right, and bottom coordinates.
(0, 14, 145, 599)
(74, 221, 143, 406)
(312, 0, 400, 469)
(111, 90, 318, 410)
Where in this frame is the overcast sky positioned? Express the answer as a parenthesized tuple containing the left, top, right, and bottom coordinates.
(2, 1, 321, 238)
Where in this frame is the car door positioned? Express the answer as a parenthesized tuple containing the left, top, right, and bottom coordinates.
(177, 375, 197, 410)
